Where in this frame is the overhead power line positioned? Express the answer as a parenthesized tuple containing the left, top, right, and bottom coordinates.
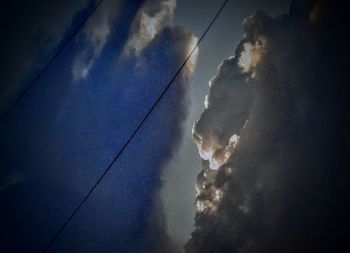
(42, 0, 230, 251)
(0, 0, 104, 121)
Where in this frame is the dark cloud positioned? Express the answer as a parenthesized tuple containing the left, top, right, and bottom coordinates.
(186, 0, 350, 252)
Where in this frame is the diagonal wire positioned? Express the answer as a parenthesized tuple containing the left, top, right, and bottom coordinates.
(42, 0, 230, 251)
(0, 0, 105, 121)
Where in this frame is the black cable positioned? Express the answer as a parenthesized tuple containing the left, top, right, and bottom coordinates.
(0, 0, 105, 121)
(42, 0, 230, 251)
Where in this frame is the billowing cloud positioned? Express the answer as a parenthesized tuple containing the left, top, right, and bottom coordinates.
(0, 0, 89, 113)
(192, 54, 253, 171)
(186, 0, 350, 252)
(72, 0, 122, 80)
(238, 37, 266, 74)
(122, 0, 177, 56)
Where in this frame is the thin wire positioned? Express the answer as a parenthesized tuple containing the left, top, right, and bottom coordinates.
(42, 0, 230, 251)
(0, 0, 105, 121)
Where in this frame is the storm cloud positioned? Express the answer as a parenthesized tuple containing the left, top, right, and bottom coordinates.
(186, 0, 350, 252)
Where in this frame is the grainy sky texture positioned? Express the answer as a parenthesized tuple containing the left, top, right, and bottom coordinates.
(0, 0, 349, 252)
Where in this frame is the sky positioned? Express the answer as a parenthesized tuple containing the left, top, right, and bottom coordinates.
(0, 0, 349, 253)
(0, 0, 205, 251)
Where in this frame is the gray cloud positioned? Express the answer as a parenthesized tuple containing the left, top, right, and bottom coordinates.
(186, 0, 350, 252)
(122, 0, 177, 57)
(72, 0, 122, 80)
